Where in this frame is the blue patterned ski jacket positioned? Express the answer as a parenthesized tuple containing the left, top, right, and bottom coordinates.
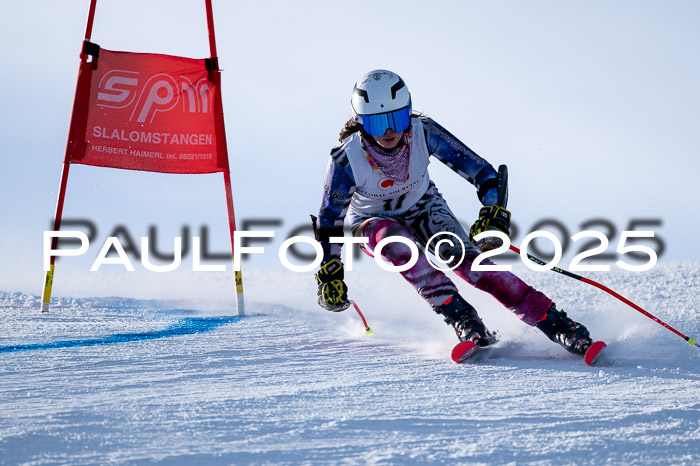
(316, 117, 499, 262)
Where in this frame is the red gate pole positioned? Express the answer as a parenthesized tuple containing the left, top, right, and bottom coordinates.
(41, 0, 99, 313)
(224, 172, 245, 316)
(205, 0, 218, 58)
(205, 0, 245, 316)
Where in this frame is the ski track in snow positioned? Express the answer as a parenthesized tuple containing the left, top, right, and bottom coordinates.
(1, 263, 699, 464)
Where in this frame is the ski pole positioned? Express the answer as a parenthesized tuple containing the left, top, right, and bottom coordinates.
(350, 301, 373, 335)
(510, 244, 699, 348)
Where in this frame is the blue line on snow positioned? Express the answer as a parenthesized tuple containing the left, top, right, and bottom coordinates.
(0, 316, 242, 353)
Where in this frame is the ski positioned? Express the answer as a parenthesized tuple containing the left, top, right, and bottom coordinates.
(451, 339, 608, 365)
(451, 341, 479, 363)
(584, 341, 607, 366)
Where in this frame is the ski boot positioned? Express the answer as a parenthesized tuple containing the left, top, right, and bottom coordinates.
(434, 294, 497, 347)
(536, 303, 593, 356)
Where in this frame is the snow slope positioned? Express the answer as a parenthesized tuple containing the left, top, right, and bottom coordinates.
(1, 263, 699, 464)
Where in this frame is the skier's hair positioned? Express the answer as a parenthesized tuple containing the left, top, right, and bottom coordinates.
(338, 112, 425, 142)
(338, 118, 361, 142)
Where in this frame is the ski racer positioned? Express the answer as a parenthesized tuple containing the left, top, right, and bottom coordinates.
(312, 69, 595, 357)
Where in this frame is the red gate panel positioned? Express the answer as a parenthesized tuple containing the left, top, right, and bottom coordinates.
(66, 45, 229, 174)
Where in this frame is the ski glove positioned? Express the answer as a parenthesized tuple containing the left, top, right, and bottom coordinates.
(315, 258, 350, 312)
(469, 205, 511, 251)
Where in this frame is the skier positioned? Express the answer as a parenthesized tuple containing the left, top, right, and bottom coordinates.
(312, 69, 595, 357)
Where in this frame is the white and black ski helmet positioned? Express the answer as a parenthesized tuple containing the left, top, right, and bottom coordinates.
(351, 70, 412, 136)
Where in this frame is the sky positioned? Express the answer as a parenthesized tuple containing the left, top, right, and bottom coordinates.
(0, 0, 699, 298)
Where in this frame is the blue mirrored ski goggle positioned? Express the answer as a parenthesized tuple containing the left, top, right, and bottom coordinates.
(360, 106, 412, 137)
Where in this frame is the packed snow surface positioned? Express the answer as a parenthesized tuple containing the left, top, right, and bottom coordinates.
(1, 263, 699, 464)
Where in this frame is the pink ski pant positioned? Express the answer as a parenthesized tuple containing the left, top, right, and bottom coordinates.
(356, 217, 551, 326)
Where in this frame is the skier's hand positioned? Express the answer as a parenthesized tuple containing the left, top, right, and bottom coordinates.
(469, 206, 511, 251)
(315, 258, 350, 312)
